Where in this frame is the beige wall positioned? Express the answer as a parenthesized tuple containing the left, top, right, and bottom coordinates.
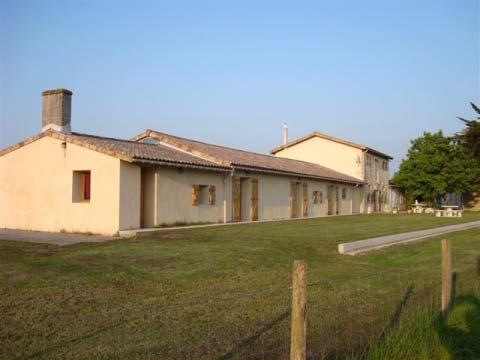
(139, 167, 361, 226)
(274, 137, 364, 180)
(229, 171, 357, 221)
(0, 136, 123, 235)
(119, 161, 141, 230)
(152, 167, 226, 224)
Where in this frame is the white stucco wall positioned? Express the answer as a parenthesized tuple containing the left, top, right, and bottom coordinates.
(0, 136, 122, 235)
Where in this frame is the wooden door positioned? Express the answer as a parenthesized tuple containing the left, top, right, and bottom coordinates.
(251, 178, 259, 221)
(232, 176, 241, 222)
(327, 186, 334, 215)
(302, 183, 308, 217)
(140, 167, 146, 228)
(290, 181, 297, 219)
(335, 187, 340, 215)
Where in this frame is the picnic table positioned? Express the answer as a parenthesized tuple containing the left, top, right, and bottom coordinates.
(436, 205, 462, 218)
(411, 202, 426, 214)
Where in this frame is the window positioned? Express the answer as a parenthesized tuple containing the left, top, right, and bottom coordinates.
(342, 188, 346, 199)
(366, 155, 372, 166)
(72, 170, 91, 203)
(192, 184, 215, 206)
(312, 191, 324, 204)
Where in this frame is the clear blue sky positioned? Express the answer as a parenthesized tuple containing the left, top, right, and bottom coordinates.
(1, 0, 478, 174)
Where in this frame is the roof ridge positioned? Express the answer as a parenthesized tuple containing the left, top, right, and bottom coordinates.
(70, 132, 161, 147)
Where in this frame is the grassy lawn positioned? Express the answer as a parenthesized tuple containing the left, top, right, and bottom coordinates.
(1, 213, 480, 359)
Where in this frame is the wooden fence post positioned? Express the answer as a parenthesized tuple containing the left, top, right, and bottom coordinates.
(290, 260, 306, 360)
(441, 239, 452, 317)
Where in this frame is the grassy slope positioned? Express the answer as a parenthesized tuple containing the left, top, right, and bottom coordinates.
(1, 213, 480, 359)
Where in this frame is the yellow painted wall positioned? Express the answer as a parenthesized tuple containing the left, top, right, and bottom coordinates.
(0, 136, 122, 235)
(274, 137, 364, 180)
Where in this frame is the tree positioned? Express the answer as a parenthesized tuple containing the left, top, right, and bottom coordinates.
(391, 131, 480, 204)
(457, 102, 480, 157)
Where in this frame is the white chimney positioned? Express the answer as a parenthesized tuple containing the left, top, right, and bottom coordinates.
(283, 123, 288, 145)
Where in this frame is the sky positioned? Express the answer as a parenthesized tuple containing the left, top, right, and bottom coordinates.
(1, 0, 479, 174)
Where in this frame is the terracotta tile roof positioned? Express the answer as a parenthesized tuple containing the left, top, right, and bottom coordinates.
(0, 130, 229, 170)
(270, 131, 393, 160)
(132, 130, 364, 184)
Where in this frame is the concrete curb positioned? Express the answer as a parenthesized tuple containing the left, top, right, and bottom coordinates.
(338, 221, 480, 255)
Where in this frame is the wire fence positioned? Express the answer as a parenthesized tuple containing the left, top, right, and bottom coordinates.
(1, 250, 479, 359)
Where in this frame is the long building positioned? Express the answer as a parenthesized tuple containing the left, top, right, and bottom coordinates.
(0, 89, 401, 235)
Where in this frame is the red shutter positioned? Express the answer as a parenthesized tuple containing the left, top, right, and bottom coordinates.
(83, 171, 91, 200)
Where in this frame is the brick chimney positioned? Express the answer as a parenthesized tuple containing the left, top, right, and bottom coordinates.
(42, 88, 72, 133)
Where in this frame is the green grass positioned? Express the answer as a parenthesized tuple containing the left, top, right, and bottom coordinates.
(365, 292, 480, 360)
(1, 213, 480, 359)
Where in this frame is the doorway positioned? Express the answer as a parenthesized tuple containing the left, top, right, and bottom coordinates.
(290, 181, 302, 218)
(233, 176, 259, 222)
(327, 185, 336, 215)
(140, 167, 156, 228)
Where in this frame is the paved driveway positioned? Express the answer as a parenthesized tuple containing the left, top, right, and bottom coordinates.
(0, 229, 119, 246)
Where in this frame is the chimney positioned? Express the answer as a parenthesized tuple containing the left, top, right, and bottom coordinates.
(283, 123, 288, 145)
(42, 88, 72, 133)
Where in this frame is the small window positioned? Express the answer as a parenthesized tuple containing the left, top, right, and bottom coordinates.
(72, 170, 91, 203)
(192, 184, 214, 206)
(342, 188, 346, 199)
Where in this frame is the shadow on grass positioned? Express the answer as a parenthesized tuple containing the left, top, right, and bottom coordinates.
(382, 285, 415, 339)
(436, 294, 480, 360)
(435, 256, 480, 359)
(218, 310, 290, 360)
